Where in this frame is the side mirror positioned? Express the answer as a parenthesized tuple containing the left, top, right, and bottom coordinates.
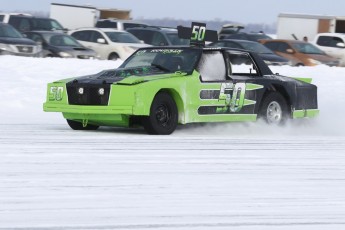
(286, 48, 294, 54)
(97, 38, 106, 44)
(336, 42, 345, 48)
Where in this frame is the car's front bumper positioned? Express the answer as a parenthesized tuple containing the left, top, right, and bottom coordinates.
(43, 103, 133, 127)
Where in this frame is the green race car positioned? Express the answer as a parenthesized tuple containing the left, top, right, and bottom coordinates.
(43, 23, 319, 134)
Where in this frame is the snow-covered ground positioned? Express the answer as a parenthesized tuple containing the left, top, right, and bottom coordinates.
(0, 56, 345, 229)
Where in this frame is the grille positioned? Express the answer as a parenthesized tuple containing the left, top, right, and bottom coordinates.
(67, 84, 110, 105)
(16, 46, 34, 53)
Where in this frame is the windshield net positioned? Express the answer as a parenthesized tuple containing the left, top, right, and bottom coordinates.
(120, 48, 201, 74)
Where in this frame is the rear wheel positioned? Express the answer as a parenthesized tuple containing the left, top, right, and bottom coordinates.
(259, 92, 289, 125)
(142, 92, 178, 135)
(66, 119, 99, 130)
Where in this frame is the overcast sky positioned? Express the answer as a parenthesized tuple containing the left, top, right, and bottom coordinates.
(2, 0, 345, 24)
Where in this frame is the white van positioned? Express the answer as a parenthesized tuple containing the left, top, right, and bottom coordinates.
(313, 33, 345, 66)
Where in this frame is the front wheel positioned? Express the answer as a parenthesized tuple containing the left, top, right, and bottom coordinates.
(66, 119, 99, 130)
(259, 92, 289, 125)
(142, 92, 178, 135)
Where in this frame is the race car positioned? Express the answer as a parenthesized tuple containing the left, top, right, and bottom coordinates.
(43, 23, 319, 135)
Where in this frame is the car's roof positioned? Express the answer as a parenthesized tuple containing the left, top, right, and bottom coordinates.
(127, 26, 177, 33)
(72, 27, 130, 33)
(0, 13, 32, 16)
(98, 19, 146, 23)
(25, 30, 68, 35)
(316, 32, 345, 37)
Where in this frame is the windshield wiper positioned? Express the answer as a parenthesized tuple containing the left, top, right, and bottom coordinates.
(151, 63, 171, 72)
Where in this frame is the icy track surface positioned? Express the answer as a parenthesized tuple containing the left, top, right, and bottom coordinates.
(1, 56, 345, 230)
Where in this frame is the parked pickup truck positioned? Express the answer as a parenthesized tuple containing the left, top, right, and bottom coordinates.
(313, 33, 345, 66)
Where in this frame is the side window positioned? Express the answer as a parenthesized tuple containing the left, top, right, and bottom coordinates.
(71, 31, 91, 42)
(317, 36, 344, 47)
(263, 42, 278, 51)
(151, 32, 167, 46)
(9, 16, 31, 32)
(227, 51, 258, 76)
(276, 42, 291, 53)
(96, 21, 117, 29)
(197, 51, 227, 82)
(91, 31, 105, 43)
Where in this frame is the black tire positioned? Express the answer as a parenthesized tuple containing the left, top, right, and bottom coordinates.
(108, 53, 119, 61)
(259, 92, 289, 125)
(142, 92, 178, 135)
(66, 119, 99, 130)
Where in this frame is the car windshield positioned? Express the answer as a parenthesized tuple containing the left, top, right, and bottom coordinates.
(120, 48, 202, 74)
(238, 41, 274, 54)
(166, 33, 189, 45)
(0, 24, 23, 38)
(45, 34, 83, 47)
(105, 31, 141, 43)
(291, 42, 325, 54)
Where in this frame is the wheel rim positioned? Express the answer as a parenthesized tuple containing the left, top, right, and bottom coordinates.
(155, 104, 171, 127)
(266, 101, 282, 124)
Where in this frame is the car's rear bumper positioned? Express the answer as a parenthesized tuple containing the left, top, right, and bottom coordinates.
(292, 109, 319, 119)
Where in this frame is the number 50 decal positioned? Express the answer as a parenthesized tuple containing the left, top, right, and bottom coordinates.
(191, 25, 206, 41)
(191, 22, 206, 45)
(219, 83, 246, 112)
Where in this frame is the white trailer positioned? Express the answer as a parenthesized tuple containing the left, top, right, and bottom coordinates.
(277, 13, 345, 41)
(50, 3, 131, 30)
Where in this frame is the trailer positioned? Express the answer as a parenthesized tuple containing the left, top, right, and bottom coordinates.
(277, 13, 345, 41)
(50, 3, 131, 30)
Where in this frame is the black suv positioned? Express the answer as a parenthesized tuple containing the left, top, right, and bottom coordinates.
(0, 13, 65, 33)
(127, 27, 189, 46)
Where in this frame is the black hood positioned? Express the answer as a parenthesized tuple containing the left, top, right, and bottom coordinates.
(68, 67, 167, 85)
(0, 37, 36, 45)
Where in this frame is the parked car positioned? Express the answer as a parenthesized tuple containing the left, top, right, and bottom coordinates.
(0, 13, 65, 33)
(43, 23, 319, 135)
(69, 28, 150, 60)
(218, 25, 272, 42)
(208, 39, 290, 66)
(312, 33, 345, 66)
(96, 19, 148, 30)
(218, 24, 245, 39)
(0, 22, 42, 57)
(127, 27, 189, 46)
(260, 39, 339, 66)
(24, 31, 98, 59)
